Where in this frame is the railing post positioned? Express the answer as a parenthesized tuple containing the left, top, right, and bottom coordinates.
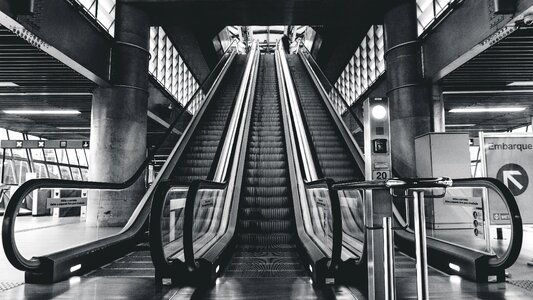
(383, 216, 396, 300)
(413, 190, 429, 300)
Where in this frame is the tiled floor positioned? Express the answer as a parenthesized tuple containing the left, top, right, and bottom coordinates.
(1, 217, 532, 299)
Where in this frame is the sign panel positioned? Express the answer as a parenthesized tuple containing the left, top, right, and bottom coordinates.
(482, 133, 533, 224)
(46, 197, 87, 209)
(1, 140, 90, 149)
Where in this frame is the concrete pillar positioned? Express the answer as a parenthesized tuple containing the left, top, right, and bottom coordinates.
(432, 84, 445, 132)
(87, 4, 150, 227)
(384, 0, 431, 177)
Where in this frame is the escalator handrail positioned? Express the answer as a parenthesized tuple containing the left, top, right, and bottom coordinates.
(2, 40, 238, 272)
(298, 43, 365, 131)
(333, 176, 523, 272)
(453, 177, 523, 271)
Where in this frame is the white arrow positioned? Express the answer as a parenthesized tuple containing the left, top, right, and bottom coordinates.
(503, 170, 524, 190)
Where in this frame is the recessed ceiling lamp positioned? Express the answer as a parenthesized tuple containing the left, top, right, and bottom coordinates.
(449, 107, 526, 113)
(3, 110, 81, 115)
(0, 82, 19, 87)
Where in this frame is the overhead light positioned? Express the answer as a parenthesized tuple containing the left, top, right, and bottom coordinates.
(371, 105, 387, 119)
(507, 81, 533, 86)
(56, 127, 90, 130)
(449, 107, 526, 113)
(0, 82, 19, 87)
(445, 124, 476, 127)
(3, 110, 81, 115)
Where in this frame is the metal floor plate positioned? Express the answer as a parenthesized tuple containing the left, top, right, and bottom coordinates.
(0, 282, 23, 292)
(509, 280, 533, 293)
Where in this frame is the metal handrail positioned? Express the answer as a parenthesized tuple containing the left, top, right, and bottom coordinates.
(333, 176, 523, 273)
(2, 41, 238, 273)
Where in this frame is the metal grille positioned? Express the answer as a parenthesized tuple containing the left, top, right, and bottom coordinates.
(509, 280, 533, 293)
(149, 27, 201, 114)
(0, 282, 23, 292)
(333, 25, 385, 108)
(416, 0, 458, 36)
(73, 0, 116, 36)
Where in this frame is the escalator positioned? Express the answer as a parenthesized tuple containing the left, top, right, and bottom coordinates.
(1, 45, 249, 283)
(286, 55, 363, 182)
(224, 55, 305, 278)
(172, 56, 246, 183)
(285, 45, 522, 283)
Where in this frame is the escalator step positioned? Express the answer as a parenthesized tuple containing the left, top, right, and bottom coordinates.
(238, 220, 293, 233)
(239, 208, 292, 219)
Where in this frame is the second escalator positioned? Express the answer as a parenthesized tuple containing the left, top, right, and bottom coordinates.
(171, 56, 247, 183)
(286, 54, 363, 182)
(224, 55, 306, 278)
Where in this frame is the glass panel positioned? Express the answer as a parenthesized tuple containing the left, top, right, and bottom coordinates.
(71, 167, 83, 181)
(56, 149, 69, 164)
(338, 189, 365, 256)
(11, 148, 27, 159)
(7, 130, 23, 140)
(66, 149, 79, 165)
(3, 159, 17, 184)
(192, 187, 228, 257)
(31, 149, 45, 161)
(47, 165, 61, 179)
(60, 166, 72, 180)
(161, 187, 188, 260)
(302, 186, 334, 258)
(81, 169, 89, 181)
(44, 149, 57, 163)
(77, 149, 88, 166)
(33, 163, 48, 178)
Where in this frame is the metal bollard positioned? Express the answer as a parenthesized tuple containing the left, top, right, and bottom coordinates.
(383, 217, 396, 300)
(413, 191, 429, 300)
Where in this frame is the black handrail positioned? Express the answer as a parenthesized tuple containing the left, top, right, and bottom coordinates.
(332, 176, 523, 274)
(2, 40, 237, 272)
(453, 177, 523, 271)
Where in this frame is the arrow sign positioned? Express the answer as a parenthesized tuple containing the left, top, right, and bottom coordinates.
(503, 170, 523, 190)
(497, 163, 529, 196)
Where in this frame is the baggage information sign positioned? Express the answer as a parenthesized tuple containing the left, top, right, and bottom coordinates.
(481, 132, 533, 224)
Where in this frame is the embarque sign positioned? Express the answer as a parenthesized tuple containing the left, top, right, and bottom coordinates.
(480, 132, 533, 224)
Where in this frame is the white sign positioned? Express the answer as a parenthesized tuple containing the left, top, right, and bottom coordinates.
(481, 133, 533, 224)
(47, 197, 87, 209)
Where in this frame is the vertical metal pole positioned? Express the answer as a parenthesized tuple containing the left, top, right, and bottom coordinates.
(383, 217, 396, 300)
(1, 148, 6, 184)
(413, 191, 429, 300)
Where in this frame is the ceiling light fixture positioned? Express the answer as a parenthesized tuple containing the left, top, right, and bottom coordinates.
(449, 107, 526, 113)
(3, 110, 81, 115)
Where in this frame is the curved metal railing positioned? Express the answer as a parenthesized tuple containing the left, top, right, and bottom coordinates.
(334, 176, 523, 278)
(2, 40, 238, 275)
